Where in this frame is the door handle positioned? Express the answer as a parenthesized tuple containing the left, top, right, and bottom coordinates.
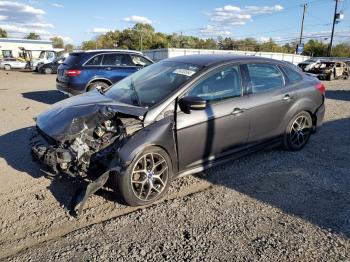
(105, 67, 112, 71)
(283, 94, 292, 101)
(231, 108, 244, 115)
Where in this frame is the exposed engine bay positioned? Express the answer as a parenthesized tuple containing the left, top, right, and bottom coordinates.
(31, 114, 142, 177)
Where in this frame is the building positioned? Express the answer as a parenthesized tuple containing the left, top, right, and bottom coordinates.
(0, 38, 53, 59)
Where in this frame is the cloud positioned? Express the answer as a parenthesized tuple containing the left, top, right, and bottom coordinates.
(52, 3, 64, 8)
(199, 25, 231, 37)
(90, 28, 112, 34)
(198, 4, 284, 38)
(122, 15, 152, 24)
(0, 1, 56, 37)
(209, 4, 284, 26)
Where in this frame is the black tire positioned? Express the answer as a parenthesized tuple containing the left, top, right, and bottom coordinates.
(283, 111, 313, 151)
(87, 81, 110, 92)
(4, 64, 11, 71)
(44, 67, 52, 74)
(116, 146, 173, 206)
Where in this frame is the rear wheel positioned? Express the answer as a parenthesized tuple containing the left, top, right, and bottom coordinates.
(87, 81, 110, 92)
(116, 147, 172, 206)
(283, 111, 313, 151)
(4, 64, 11, 71)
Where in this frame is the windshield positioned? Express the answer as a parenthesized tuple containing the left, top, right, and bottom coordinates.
(104, 61, 202, 108)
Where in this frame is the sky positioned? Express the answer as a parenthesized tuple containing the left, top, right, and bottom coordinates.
(0, 0, 349, 46)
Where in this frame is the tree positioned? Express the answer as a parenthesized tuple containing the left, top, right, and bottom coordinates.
(81, 40, 97, 50)
(0, 28, 8, 38)
(64, 44, 74, 53)
(50, 36, 64, 48)
(25, 32, 41, 40)
(303, 40, 327, 57)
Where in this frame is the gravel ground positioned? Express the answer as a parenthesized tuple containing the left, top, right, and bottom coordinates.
(0, 70, 349, 261)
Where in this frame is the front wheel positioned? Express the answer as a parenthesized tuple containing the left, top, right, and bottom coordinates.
(283, 111, 313, 151)
(116, 147, 172, 206)
(4, 64, 11, 71)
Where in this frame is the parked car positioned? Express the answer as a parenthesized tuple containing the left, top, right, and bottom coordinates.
(304, 60, 349, 80)
(38, 57, 65, 74)
(31, 55, 325, 214)
(0, 58, 27, 70)
(297, 58, 318, 71)
(56, 49, 153, 96)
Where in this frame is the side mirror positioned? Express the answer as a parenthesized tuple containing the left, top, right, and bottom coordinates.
(180, 96, 207, 112)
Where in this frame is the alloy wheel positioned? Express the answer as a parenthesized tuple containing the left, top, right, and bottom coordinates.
(290, 115, 312, 148)
(130, 153, 169, 202)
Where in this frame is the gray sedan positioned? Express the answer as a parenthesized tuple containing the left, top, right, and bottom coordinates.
(31, 55, 325, 213)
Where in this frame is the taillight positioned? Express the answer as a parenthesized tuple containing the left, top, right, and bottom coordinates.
(315, 82, 326, 95)
(65, 69, 81, 77)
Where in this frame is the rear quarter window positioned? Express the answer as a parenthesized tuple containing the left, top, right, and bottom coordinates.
(282, 66, 303, 83)
(63, 54, 81, 66)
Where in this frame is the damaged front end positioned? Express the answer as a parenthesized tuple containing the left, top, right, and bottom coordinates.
(30, 91, 146, 215)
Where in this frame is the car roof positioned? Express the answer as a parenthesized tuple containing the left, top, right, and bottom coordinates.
(71, 49, 142, 56)
(164, 54, 288, 67)
(164, 54, 284, 66)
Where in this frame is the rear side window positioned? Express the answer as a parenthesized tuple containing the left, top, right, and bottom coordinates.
(101, 53, 134, 66)
(282, 66, 303, 83)
(85, 54, 103, 66)
(247, 64, 284, 94)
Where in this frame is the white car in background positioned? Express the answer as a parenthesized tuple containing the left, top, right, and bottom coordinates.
(0, 58, 27, 71)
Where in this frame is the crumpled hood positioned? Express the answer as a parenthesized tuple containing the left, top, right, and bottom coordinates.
(36, 90, 147, 142)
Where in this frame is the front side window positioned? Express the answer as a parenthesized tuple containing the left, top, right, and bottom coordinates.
(188, 65, 242, 102)
(247, 64, 284, 94)
(105, 61, 202, 107)
(85, 54, 103, 66)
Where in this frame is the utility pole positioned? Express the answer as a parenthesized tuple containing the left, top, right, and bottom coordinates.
(299, 4, 307, 46)
(328, 0, 339, 56)
(296, 3, 307, 54)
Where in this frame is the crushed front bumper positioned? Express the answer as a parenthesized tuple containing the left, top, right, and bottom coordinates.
(30, 127, 74, 174)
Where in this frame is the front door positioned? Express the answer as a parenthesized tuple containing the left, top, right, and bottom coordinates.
(176, 64, 250, 171)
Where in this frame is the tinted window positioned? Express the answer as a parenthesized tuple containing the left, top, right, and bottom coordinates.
(283, 66, 303, 83)
(131, 55, 152, 67)
(247, 64, 284, 94)
(85, 54, 103, 66)
(101, 53, 134, 66)
(188, 65, 242, 102)
(63, 54, 80, 65)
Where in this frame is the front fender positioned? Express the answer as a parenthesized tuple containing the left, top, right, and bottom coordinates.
(112, 117, 178, 174)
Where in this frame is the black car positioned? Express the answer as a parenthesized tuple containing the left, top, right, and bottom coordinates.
(38, 57, 65, 74)
(31, 55, 326, 214)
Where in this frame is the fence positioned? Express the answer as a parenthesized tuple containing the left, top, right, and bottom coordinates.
(143, 48, 310, 65)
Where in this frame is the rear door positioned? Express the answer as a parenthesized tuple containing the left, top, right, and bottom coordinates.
(100, 53, 139, 83)
(243, 63, 298, 143)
